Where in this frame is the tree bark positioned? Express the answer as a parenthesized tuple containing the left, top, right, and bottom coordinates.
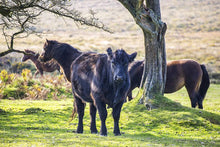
(118, 0, 167, 109)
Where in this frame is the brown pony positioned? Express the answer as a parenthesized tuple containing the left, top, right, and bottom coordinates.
(128, 59, 210, 109)
(22, 49, 60, 76)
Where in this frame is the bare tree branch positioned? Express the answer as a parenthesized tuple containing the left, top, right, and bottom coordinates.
(0, 48, 26, 57)
(0, 0, 112, 57)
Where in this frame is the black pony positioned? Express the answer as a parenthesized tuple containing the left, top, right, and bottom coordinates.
(128, 59, 210, 109)
(40, 39, 82, 82)
(40, 40, 137, 136)
(70, 49, 136, 136)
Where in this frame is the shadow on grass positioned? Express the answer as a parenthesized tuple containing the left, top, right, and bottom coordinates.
(156, 96, 220, 125)
(0, 106, 73, 131)
(121, 96, 220, 146)
(124, 95, 220, 125)
(123, 132, 219, 146)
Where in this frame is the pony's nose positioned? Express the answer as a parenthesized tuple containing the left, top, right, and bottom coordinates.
(39, 55, 45, 62)
(113, 100, 117, 107)
(115, 75, 123, 82)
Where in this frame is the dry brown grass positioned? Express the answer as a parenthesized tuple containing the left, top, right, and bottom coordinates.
(0, 0, 219, 72)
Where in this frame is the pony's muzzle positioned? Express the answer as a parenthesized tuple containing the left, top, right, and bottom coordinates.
(113, 100, 118, 108)
(114, 75, 124, 83)
(39, 54, 47, 62)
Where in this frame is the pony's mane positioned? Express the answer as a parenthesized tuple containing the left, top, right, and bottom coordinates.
(47, 40, 79, 52)
(24, 49, 36, 55)
(48, 40, 60, 45)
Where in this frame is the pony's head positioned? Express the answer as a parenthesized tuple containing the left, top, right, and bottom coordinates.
(40, 39, 58, 62)
(107, 48, 136, 107)
(22, 49, 38, 62)
(107, 48, 137, 84)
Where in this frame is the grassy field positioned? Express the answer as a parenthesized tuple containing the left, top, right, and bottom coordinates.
(0, 84, 219, 146)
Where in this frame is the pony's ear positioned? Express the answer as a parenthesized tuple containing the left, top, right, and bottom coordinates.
(107, 47, 113, 59)
(129, 52, 137, 62)
(35, 52, 40, 58)
(46, 39, 49, 45)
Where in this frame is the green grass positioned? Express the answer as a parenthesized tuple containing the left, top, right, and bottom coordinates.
(0, 85, 220, 146)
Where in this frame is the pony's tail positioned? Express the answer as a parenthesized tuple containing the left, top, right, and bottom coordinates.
(199, 64, 210, 100)
(69, 100, 77, 122)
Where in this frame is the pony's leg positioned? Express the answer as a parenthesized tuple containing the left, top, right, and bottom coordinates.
(39, 69, 43, 76)
(89, 103, 98, 134)
(112, 101, 123, 136)
(127, 92, 133, 101)
(190, 95, 197, 108)
(57, 66, 61, 73)
(75, 97, 85, 133)
(96, 100, 107, 136)
(34, 71, 39, 77)
(197, 95, 203, 109)
(185, 84, 198, 108)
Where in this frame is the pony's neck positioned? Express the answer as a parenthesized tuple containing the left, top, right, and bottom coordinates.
(54, 48, 82, 82)
(29, 56, 40, 65)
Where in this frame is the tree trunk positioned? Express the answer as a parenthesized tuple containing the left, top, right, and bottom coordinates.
(118, 0, 167, 109)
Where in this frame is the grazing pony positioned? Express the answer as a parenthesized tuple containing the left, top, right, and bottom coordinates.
(40, 42, 137, 136)
(22, 49, 60, 76)
(128, 59, 210, 109)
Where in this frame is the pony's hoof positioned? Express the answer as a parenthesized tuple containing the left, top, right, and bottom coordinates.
(114, 133, 121, 136)
(72, 130, 83, 134)
(100, 133, 107, 136)
(91, 131, 98, 134)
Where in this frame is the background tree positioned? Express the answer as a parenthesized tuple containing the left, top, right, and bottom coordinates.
(0, 0, 110, 57)
(118, 0, 167, 109)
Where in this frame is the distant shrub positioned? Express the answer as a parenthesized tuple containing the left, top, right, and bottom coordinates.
(2, 87, 26, 99)
(0, 69, 71, 100)
(9, 62, 36, 74)
(0, 70, 15, 85)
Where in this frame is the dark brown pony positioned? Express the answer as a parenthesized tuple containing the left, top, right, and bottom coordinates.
(40, 40, 137, 136)
(22, 49, 60, 76)
(128, 59, 210, 109)
(39, 40, 82, 82)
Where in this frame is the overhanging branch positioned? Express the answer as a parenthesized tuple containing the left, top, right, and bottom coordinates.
(0, 49, 26, 57)
(32, 4, 112, 33)
(0, 0, 113, 58)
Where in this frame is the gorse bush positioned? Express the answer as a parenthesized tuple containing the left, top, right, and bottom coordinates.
(0, 70, 15, 85)
(0, 69, 72, 100)
(2, 87, 26, 99)
(9, 62, 36, 74)
(0, 69, 25, 99)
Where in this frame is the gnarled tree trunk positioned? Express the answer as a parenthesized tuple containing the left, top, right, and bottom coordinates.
(118, 0, 167, 109)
